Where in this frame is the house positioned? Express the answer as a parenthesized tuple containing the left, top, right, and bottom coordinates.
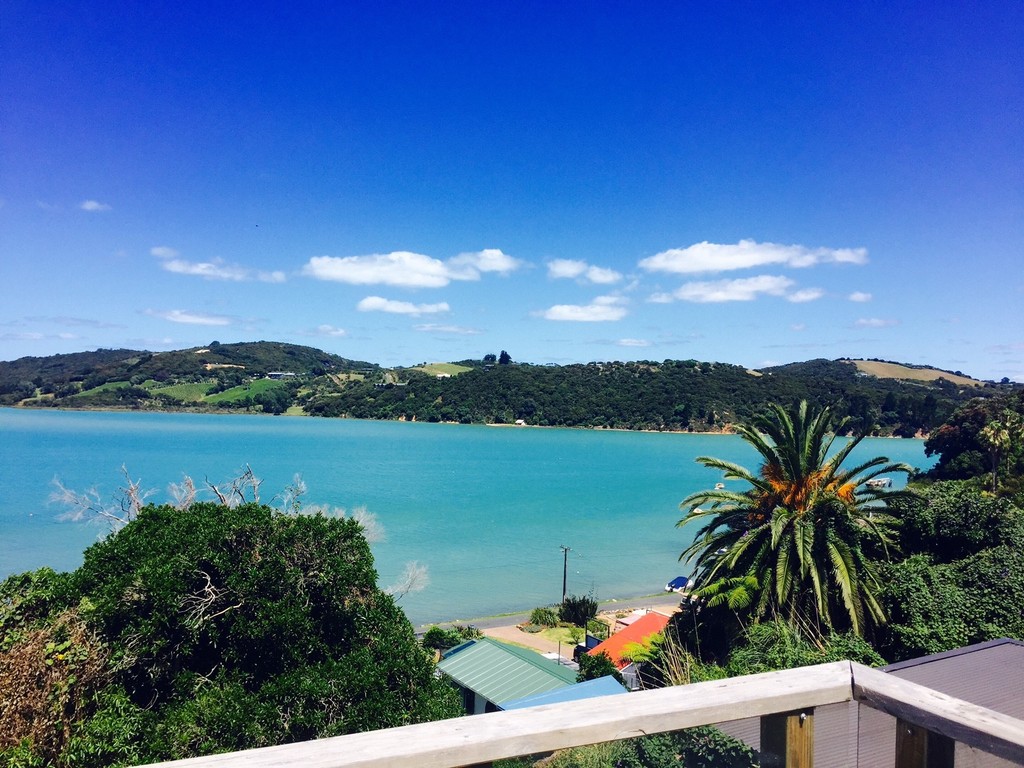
(587, 611, 671, 690)
(437, 637, 577, 714)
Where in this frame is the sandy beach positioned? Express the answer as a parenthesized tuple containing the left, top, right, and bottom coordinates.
(419, 592, 685, 656)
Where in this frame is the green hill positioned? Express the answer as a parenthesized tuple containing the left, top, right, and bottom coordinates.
(1, 346, 1014, 433)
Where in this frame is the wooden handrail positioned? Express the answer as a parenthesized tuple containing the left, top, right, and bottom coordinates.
(136, 660, 1024, 768)
(851, 662, 1024, 765)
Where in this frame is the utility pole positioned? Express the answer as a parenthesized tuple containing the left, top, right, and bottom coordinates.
(560, 545, 571, 604)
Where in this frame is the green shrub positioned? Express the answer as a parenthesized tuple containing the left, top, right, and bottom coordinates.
(529, 606, 559, 627)
(559, 594, 598, 627)
(2, 501, 461, 766)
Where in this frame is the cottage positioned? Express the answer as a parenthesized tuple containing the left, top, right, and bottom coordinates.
(437, 637, 577, 714)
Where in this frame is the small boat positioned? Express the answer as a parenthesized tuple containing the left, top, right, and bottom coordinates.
(715, 482, 725, 490)
(665, 575, 691, 592)
(866, 478, 892, 488)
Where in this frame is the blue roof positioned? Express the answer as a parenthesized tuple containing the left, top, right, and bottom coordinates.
(500, 675, 629, 710)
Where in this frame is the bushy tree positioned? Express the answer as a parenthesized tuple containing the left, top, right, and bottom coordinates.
(0, 502, 460, 766)
(898, 481, 1024, 562)
(421, 624, 483, 651)
(925, 391, 1024, 492)
(576, 651, 622, 683)
(878, 481, 1024, 660)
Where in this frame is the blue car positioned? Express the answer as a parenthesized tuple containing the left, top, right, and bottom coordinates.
(665, 575, 690, 592)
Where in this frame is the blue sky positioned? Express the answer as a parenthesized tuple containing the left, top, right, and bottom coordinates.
(2, 2, 1021, 379)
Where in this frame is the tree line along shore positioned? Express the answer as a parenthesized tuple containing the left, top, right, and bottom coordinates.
(1, 341, 1017, 436)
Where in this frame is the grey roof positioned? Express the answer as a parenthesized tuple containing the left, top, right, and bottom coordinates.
(437, 638, 577, 706)
(500, 675, 630, 710)
(719, 638, 1024, 768)
(884, 638, 1024, 720)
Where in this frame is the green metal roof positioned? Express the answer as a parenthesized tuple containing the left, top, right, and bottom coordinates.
(437, 638, 577, 706)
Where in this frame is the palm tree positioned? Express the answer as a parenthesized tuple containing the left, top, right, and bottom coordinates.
(979, 410, 1024, 493)
(678, 401, 912, 640)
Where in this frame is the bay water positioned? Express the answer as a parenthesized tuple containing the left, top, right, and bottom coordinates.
(0, 408, 933, 626)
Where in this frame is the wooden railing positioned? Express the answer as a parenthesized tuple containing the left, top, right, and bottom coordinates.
(140, 661, 1024, 768)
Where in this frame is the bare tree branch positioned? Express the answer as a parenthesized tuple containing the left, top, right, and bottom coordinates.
(181, 570, 243, 630)
(50, 465, 152, 532)
(168, 475, 197, 509)
(385, 561, 429, 601)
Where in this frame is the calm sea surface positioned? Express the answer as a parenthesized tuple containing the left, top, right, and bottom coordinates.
(0, 408, 933, 626)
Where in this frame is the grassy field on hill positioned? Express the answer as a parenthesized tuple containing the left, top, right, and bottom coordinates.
(204, 378, 288, 404)
(851, 360, 982, 387)
(413, 363, 473, 376)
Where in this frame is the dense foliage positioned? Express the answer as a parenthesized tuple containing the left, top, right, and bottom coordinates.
(0, 502, 459, 766)
(305, 358, 990, 434)
(925, 390, 1024, 494)
(0, 341, 374, 409)
(876, 481, 1024, 661)
(2, 344, 998, 435)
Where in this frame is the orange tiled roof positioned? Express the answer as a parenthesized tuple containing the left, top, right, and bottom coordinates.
(587, 611, 671, 669)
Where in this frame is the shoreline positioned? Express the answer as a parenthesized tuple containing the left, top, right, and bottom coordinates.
(413, 591, 686, 632)
(1, 405, 931, 440)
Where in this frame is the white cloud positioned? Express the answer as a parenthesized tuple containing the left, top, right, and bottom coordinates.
(413, 323, 482, 335)
(540, 295, 628, 322)
(855, 317, 898, 328)
(80, 200, 111, 212)
(791, 323, 807, 331)
(449, 248, 523, 276)
(146, 309, 233, 326)
(848, 291, 872, 302)
(547, 259, 622, 284)
(617, 338, 651, 347)
(153, 247, 285, 283)
(548, 259, 587, 279)
(303, 248, 521, 288)
(787, 288, 824, 303)
(639, 239, 868, 274)
(647, 292, 675, 304)
(357, 296, 450, 316)
(162, 258, 250, 281)
(668, 275, 795, 303)
(586, 266, 623, 284)
(257, 270, 286, 283)
(314, 324, 347, 337)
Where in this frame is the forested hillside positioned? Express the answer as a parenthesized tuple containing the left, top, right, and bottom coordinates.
(1, 343, 1013, 435)
(305, 358, 999, 436)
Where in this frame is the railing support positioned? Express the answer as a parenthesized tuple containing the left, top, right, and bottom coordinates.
(895, 719, 954, 768)
(760, 709, 814, 768)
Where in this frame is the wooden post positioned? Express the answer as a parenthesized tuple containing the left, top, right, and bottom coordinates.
(895, 719, 954, 768)
(760, 709, 814, 768)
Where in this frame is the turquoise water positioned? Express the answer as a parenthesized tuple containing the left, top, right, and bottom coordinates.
(0, 409, 933, 625)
